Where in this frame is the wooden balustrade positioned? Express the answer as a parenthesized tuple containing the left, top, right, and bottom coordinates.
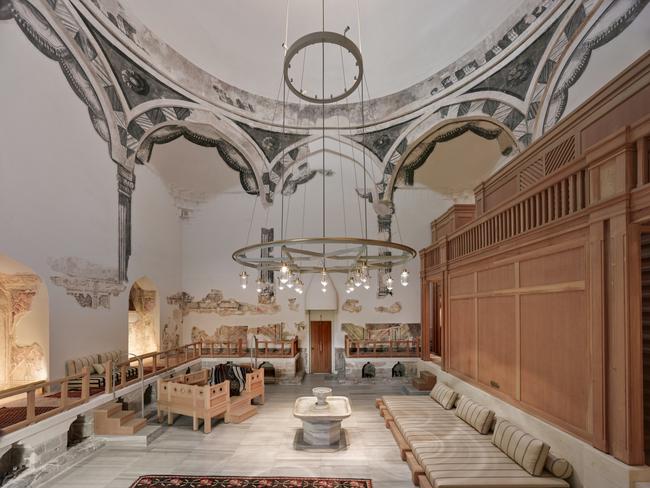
(112, 342, 202, 390)
(0, 336, 292, 434)
(422, 164, 589, 267)
(0, 367, 90, 434)
(254, 336, 298, 358)
(344, 335, 421, 358)
(199, 339, 247, 357)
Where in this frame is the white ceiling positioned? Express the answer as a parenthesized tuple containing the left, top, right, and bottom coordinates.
(124, 0, 525, 99)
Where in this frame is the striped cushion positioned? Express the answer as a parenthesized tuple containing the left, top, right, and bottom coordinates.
(429, 382, 458, 409)
(545, 453, 573, 479)
(454, 395, 495, 434)
(492, 418, 550, 476)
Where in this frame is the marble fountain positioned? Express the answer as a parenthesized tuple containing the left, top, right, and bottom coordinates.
(293, 387, 351, 450)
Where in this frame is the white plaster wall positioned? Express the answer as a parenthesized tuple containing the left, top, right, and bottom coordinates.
(179, 142, 453, 371)
(0, 21, 182, 379)
(561, 4, 650, 118)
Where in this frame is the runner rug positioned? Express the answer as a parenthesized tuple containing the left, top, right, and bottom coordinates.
(129, 476, 372, 487)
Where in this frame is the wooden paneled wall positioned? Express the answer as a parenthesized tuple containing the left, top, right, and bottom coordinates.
(420, 52, 650, 466)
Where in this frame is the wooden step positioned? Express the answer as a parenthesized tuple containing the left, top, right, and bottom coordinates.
(94, 401, 145, 435)
(95, 402, 122, 417)
(226, 403, 257, 424)
(230, 392, 253, 409)
(113, 409, 135, 425)
(120, 417, 147, 434)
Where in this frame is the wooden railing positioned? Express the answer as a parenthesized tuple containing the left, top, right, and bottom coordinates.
(423, 163, 589, 266)
(198, 340, 247, 358)
(0, 367, 90, 435)
(254, 336, 298, 358)
(344, 336, 421, 357)
(0, 336, 296, 434)
(111, 343, 202, 390)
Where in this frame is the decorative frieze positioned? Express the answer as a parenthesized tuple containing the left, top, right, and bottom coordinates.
(48, 257, 126, 309)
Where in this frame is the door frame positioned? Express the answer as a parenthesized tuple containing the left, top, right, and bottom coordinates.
(309, 320, 332, 373)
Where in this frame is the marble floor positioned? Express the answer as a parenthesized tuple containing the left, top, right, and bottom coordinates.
(44, 375, 414, 488)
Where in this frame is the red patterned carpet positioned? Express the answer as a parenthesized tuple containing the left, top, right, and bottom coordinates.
(0, 406, 56, 429)
(129, 476, 372, 487)
(45, 387, 106, 398)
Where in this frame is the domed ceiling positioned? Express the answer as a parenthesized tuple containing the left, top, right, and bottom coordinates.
(125, 0, 528, 100)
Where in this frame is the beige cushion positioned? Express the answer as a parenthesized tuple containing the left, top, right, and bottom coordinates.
(99, 350, 124, 364)
(430, 382, 458, 410)
(66, 355, 99, 376)
(545, 453, 573, 480)
(454, 395, 495, 434)
(492, 418, 550, 476)
(93, 363, 105, 375)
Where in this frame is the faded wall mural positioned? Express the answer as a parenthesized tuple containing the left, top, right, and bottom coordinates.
(0, 272, 47, 389)
(128, 280, 158, 356)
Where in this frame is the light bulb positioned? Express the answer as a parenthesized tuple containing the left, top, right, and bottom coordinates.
(353, 272, 362, 288)
(385, 275, 394, 291)
(295, 277, 304, 294)
(400, 269, 409, 287)
(279, 263, 290, 284)
(320, 268, 328, 287)
(255, 278, 263, 293)
(363, 278, 371, 290)
(239, 271, 248, 289)
(360, 264, 368, 283)
(277, 277, 285, 291)
(286, 275, 294, 289)
(321, 286, 327, 293)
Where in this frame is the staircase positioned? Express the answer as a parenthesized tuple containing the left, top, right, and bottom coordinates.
(94, 402, 146, 435)
(225, 392, 257, 424)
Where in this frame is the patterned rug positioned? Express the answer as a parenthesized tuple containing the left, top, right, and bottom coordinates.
(0, 406, 56, 429)
(45, 387, 105, 398)
(129, 476, 372, 487)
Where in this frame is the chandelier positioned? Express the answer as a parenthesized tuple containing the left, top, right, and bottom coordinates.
(233, 2, 416, 295)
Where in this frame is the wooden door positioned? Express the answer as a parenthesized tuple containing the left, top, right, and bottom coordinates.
(310, 321, 332, 373)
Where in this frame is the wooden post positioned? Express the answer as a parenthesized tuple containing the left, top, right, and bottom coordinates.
(60, 380, 68, 407)
(81, 366, 90, 401)
(105, 360, 112, 394)
(26, 389, 36, 422)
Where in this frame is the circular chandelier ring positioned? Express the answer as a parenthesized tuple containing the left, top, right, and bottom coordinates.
(232, 237, 416, 273)
(283, 31, 363, 104)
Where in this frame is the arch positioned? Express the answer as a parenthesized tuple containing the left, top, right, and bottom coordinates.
(125, 104, 269, 200)
(383, 115, 519, 202)
(127, 276, 159, 356)
(0, 254, 49, 390)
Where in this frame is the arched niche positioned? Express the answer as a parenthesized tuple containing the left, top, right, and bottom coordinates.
(0, 254, 49, 390)
(127, 277, 160, 356)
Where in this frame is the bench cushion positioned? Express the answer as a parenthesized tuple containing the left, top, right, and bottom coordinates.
(492, 418, 550, 476)
(455, 395, 495, 434)
(430, 382, 458, 410)
(545, 453, 573, 480)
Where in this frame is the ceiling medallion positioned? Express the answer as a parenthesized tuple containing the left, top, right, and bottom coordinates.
(233, 2, 415, 296)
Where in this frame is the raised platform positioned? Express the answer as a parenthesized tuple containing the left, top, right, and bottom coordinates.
(94, 423, 163, 447)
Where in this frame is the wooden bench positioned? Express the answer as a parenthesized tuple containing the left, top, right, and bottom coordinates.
(157, 369, 229, 433)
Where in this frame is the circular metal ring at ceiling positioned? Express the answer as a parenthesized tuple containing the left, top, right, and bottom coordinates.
(283, 31, 363, 104)
(232, 236, 416, 274)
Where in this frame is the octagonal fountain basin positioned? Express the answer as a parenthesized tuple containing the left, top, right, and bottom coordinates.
(293, 390, 351, 448)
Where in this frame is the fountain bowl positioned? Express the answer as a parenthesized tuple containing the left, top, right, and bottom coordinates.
(312, 387, 332, 407)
